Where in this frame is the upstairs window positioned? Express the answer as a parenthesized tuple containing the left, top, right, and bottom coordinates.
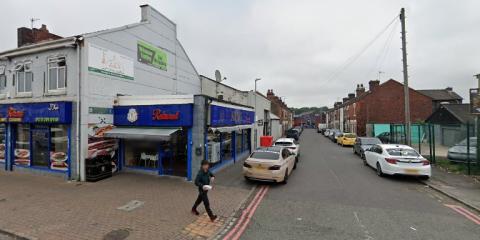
(15, 62, 33, 93)
(0, 65, 6, 91)
(48, 57, 66, 91)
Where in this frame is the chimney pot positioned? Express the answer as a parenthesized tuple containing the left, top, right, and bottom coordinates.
(368, 80, 380, 91)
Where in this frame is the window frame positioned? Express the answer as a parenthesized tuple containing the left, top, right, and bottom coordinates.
(15, 61, 33, 95)
(47, 57, 67, 93)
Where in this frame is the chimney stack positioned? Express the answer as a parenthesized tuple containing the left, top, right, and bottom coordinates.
(356, 84, 365, 97)
(348, 93, 355, 99)
(342, 97, 348, 103)
(368, 80, 380, 92)
(17, 24, 62, 47)
(446, 87, 453, 91)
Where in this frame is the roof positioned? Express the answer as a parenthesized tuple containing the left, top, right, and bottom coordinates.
(426, 103, 474, 124)
(418, 89, 463, 101)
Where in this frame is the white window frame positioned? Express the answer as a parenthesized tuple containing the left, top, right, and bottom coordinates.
(15, 61, 33, 96)
(47, 57, 67, 93)
(0, 65, 6, 91)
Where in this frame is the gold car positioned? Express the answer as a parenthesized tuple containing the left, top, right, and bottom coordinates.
(338, 133, 356, 146)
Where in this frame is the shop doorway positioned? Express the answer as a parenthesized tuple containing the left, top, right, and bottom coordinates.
(31, 126, 50, 168)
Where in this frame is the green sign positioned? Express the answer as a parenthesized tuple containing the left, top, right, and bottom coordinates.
(137, 41, 168, 71)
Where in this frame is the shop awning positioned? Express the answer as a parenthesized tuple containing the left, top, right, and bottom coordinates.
(210, 124, 253, 133)
(104, 127, 180, 140)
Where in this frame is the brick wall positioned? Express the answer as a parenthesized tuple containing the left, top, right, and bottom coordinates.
(17, 24, 62, 47)
(355, 79, 433, 136)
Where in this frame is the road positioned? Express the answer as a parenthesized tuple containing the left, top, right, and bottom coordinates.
(219, 129, 480, 240)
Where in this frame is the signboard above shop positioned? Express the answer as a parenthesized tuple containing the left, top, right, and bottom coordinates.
(210, 104, 255, 127)
(113, 104, 193, 127)
(0, 101, 72, 124)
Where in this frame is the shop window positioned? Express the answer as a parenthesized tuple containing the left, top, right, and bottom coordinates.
(14, 124, 31, 166)
(0, 124, 5, 163)
(242, 130, 249, 152)
(207, 131, 221, 165)
(50, 125, 69, 171)
(48, 57, 66, 91)
(236, 131, 243, 155)
(125, 140, 159, 169)
(31, 125, 49, 167)
(163, 129, 187, 177)
(15, 62, 33, 94)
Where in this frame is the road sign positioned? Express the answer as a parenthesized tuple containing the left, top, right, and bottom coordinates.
(469, 88, 480, 114)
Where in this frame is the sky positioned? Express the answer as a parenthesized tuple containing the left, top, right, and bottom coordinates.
(1, 0, 479, 108)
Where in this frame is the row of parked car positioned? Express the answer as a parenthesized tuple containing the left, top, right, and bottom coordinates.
(320, 128, 431, 179)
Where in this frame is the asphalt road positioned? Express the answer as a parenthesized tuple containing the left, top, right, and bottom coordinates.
(233, 129, 480, 240)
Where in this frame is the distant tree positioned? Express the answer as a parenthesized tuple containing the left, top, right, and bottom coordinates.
(290, 106, 328, 115)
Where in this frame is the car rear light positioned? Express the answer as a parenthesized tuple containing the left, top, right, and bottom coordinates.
(385, 158, 397, 164)
(422, 160, 430, 166)
(268, 165, 281, 170)
(243, 162, 252, 168)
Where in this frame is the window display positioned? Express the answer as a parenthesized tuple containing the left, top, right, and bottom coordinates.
(50, 125, 68, 171)
(236, 131, 243, 155)
(0, 124, 5, 163)
(15, 124, 31, 166)
(242, 130, 249, 153)
(221, 132, 232, 161)
(125, 140, 159, 169)
(31, 125, 49, 167)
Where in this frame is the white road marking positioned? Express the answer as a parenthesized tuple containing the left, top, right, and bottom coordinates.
(353, 211, 375, 240)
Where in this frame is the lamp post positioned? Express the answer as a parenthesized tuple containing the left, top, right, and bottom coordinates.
(254, 78, 261, 148)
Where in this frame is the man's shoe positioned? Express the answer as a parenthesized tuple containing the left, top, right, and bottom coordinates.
(191, 209, 200, 216)
(210, 215, 218, 222)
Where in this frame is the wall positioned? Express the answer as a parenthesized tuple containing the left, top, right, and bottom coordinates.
(247, 91, 271, 148)
(200, 76, 249, 105)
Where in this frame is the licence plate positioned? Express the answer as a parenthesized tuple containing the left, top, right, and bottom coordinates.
(256, 165, 266, 170)
(405, 169, 419, 174)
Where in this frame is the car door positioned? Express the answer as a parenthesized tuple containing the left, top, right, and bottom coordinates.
(366, 145, 379, 167)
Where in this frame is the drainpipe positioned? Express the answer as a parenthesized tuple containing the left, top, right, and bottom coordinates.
(75, 37, 83, 181)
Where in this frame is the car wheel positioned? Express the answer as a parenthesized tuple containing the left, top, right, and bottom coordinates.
(420, 176, 430, 180)
(363, 157, 367, 166)
(282, 169, 289, 184)
(293, 160, 297, 170)
(376, 162, 384, 177)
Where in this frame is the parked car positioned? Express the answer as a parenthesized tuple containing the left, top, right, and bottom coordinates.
(243, 146, 297, 184)
(364, 144, 431, 179)
(447, 137, 477, 162)
(285, 129, 300, 141)
(337, 133, 357, 146)
(353, 137, 382, 159)
(273, 138, 300, 162)
(329, 130, 342, 142)
(377, 132, 406, 144)
(324, 129, 331, 137)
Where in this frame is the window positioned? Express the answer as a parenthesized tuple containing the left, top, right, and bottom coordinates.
(0, 65, 6, 91)
(48, 57, 66, 91)
(250, 151, 279, 160)
(386, 148, 419, 157)
(15, 62, 33, 93)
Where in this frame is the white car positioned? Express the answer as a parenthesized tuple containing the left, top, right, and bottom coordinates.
(243, 146, 297, 183)
(273, 138, 300, 162)
(364, 144, 431, 179)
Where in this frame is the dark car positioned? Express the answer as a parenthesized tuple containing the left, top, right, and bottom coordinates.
(353, 137, 382, 159)
(447, 137, 477, 163)
(328, 129, 342, 142)
(286, 129, 300, 141)
(377, 132, 406, 144)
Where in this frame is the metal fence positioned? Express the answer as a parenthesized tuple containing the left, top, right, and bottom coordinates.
(366, 123, 480, 175)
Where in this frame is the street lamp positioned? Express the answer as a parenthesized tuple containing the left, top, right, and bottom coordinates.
(254, 78, 261, 148)
(254, 78, 261, 92)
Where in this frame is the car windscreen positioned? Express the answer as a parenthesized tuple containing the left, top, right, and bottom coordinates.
(361, 138, 381, 145)
(250, 151, 279, 160)
(274, 142, 293, 146)
(344, 134, 356, 138)
(386, 148, 419, 157)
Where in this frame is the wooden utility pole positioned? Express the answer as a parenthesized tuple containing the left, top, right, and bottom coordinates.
(400, 8, 411, 146)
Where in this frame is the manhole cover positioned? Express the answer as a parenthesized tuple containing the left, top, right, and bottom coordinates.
(117, 200, 144, 212)
(103, 228, 130, 240)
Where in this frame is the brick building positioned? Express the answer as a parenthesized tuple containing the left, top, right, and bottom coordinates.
(266, 89, 293, 133)
(17, 24, 62, 47)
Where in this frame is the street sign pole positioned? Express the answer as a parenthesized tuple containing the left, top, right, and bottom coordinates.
(476, 75, 480, 172)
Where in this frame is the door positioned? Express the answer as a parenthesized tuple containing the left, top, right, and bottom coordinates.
(31, 126, 50, 168)
(365, 145, 378, 167)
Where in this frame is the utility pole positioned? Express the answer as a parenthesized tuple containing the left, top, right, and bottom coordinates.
(400, 8, 411, 146)
(475, 74, 480, 171)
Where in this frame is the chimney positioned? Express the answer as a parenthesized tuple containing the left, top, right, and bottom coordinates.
(17, 24, 62, 47)
(342, 97, 349, 103)
(267, 89, 274, 97)
(356, 84, 365, 97)
(368, 80, 380, 92)
(446, 87, 453, 91)
(348, 93, 355, 99)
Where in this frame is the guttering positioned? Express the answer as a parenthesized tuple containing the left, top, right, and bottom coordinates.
(75, 37, 84, 181)
(0, 37, 78, 60)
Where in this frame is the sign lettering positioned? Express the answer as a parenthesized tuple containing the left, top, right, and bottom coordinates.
(152, 109, 180, 120)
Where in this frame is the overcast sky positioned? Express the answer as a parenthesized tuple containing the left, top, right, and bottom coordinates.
(1, 0, 479, 107)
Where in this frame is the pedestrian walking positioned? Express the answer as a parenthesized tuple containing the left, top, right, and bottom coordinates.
(191, 160, 217, 222)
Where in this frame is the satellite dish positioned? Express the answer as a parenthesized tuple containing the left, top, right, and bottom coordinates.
(215, 70, 222, 82)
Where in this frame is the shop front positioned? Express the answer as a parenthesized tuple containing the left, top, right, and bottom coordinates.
(105, 103, 193, 180)
(0, 102, 72, 177)
(207, 101, 254, 170)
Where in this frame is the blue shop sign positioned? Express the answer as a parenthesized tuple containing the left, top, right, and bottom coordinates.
(0, 101, 72, 124)
(113, 104, 193, 127)
(210, 105, 254, 127)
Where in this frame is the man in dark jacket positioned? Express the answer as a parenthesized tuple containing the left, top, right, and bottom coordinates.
(192, 160, 217, 222)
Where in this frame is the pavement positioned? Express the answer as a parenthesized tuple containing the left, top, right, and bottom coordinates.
(422, 166, 480, 212)
(237, 129, 480, 240)
(0, 165, 252, 240)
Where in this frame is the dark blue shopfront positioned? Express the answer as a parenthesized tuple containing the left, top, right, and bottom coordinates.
(207, 103, 254, 171)
(108, 104, 194, 180)
(0, 102, 72, 177)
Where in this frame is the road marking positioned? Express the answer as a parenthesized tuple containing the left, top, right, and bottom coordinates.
(329, 169, 344, 187)
(223, 185, 269, 240)
(353, 211, 374, 240)
(444, 204, 480, 225)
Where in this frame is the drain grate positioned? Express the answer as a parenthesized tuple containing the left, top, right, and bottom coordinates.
(103, 228, 131, 240)
(117, 200, 144, 212)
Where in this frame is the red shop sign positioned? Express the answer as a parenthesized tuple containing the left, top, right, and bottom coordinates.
(8, 107, 24, 119)
(152, 109, 180, 121)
